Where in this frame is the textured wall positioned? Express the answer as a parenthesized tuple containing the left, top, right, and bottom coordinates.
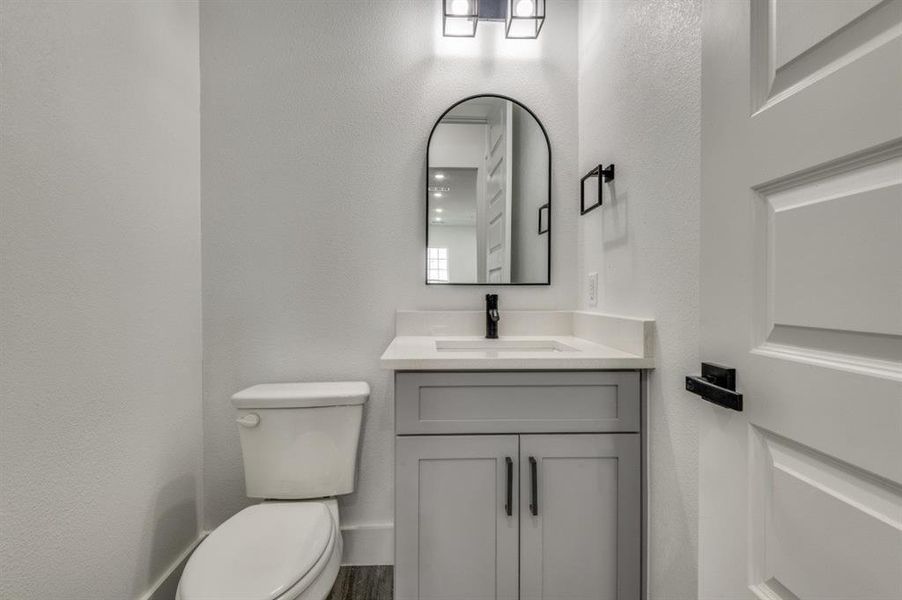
(0, 2, 202, 598)
(200, 0, 578, 536)
(577, 1, 701, 597)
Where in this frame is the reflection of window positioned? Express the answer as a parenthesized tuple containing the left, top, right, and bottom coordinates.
(427, 247, 449, 283)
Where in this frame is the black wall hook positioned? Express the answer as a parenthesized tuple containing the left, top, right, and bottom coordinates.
(580, 164, 615, 215)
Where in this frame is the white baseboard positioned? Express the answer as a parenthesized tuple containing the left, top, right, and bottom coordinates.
(340, 523, 393, 566)
(137, 533, 207, 600)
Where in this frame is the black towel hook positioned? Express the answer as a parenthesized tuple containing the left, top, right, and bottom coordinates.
(580, 164, 615, 215)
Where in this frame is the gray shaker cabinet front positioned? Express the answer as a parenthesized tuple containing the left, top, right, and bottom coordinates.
(394, 371, 643, 600)
(519, 434, 640, 600)
(394, 435, 520, 600)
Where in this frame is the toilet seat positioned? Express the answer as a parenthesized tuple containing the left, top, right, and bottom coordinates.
(178, 501, 338, 600)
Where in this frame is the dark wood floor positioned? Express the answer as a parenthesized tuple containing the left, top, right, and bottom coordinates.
(327, 566, 393, 600)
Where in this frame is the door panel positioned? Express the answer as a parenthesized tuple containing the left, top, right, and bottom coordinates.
(395, 435, 519, 600)
(519, 434, 640, 600)
(701, 1, 902, 599)
(484, 101, 512, 283)
(767, 166, 902, 336)
(751, 429, 902, 600)
(772, 0, 882, 69)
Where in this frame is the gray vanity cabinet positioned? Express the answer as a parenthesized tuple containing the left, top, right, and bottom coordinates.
(394, 371, 642, 600)
(519, 434, 640, 600)
(395, 435, 519, 600)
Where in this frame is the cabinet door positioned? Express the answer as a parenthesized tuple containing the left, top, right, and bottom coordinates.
(520, 434, 641, 600)
(395, 435, 519, 600)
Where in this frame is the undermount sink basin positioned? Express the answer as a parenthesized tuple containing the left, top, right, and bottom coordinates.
(435, 339, 579, 353)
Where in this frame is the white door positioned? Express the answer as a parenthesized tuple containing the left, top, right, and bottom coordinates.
(519, 434, 641, 600)
(484, 100, 513, 283)
(700, 1, 902, 599)
(395, 435, 519, 600)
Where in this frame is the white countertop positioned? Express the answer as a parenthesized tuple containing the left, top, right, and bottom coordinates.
(380, 311, 655, 371)
(380, 335, 654, 370)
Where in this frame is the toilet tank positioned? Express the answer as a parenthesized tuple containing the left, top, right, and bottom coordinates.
(231, 382, 369, 499)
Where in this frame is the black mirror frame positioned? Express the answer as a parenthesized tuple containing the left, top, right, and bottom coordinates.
(425, 93, 552, 286)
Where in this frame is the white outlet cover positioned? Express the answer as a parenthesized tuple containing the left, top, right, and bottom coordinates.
(587, 272, 598, 307)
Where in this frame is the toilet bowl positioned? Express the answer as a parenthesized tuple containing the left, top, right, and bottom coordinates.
(177, 382, 369, 600)
(177, 500, 342, 600)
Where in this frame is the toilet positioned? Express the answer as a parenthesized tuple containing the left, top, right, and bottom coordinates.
(177, 381, 369, 600)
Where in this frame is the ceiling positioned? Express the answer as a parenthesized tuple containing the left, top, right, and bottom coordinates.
(442, 97, 508, 123)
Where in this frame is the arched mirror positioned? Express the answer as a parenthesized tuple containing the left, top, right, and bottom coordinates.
(426, 95, 550, 285)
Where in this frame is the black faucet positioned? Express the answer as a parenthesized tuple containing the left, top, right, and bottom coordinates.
(485, 294, 500, 339)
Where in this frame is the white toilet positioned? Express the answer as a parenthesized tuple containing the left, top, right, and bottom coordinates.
(177, 381, 369, 600)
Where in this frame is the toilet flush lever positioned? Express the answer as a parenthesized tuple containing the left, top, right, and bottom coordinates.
(236, 413, 260, 428)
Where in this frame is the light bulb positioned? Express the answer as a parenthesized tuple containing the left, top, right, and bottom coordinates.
(435, 208, 444, 213)
(450, 0, 470, 16)
(433, 192, 443, 198)
(515, 0, 534, 17)
(435, 217, 443, 222)
(434, 173, 446, 180)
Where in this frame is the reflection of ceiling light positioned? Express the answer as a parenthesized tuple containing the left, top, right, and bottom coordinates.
(433, 192, 443, 198)
(515, 0, 534, 17)
(435, 217, 443, 222)
(435, 208, 444, 213)
(434, 173, 446, 180)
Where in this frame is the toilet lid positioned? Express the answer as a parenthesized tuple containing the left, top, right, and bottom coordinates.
(180, 502, 335, 600)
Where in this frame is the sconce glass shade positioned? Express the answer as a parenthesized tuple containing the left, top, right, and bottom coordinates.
(443, 0, 479, 37)
(505, 0, 544, 38)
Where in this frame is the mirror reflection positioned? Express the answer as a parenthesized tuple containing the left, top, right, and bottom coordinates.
(427, 95, 550, 285)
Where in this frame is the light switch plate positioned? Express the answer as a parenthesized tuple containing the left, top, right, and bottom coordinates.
(587, 272, 598, 307)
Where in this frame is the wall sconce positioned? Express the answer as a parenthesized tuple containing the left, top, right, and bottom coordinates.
(443, 0, 479, 37)
(442, 0, 544, 39)
(506, 0, 545, 39)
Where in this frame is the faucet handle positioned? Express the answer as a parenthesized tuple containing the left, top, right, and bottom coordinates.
(485, 294, 500, 338)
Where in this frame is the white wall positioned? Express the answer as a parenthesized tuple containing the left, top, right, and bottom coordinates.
(428, 225, 478, 282)
(511, 106, 550, 282)
(0, 3, 202, 599)
(578, 1, 701, 597)
(200, 0, 578, 542)
(429, 123, 486, 167)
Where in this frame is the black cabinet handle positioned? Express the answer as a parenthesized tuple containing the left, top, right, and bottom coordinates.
(529, 456, 538, 516)
(505, 457, 513, 516)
